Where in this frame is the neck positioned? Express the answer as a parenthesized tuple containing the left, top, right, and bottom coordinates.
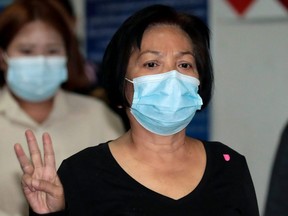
(125, 129, 191, 166)
(16, 96, 54, 124)
(132, 130, 186, 151)
(115, 111, 195, 167)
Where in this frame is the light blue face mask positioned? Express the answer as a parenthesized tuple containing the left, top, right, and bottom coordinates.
(6, 56, 68, 102)
(126, 70, 203, 136)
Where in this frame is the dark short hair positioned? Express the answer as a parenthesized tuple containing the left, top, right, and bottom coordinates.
(0, 0, 87, 91)
(102, 4, 213, 110)
(56, 0, 76, 20)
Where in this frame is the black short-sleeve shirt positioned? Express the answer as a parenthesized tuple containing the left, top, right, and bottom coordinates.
(31, 141, 259, 216)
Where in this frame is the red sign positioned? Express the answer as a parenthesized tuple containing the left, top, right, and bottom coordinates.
(225, 0, 255, 16)
(278, 0, 288, 11)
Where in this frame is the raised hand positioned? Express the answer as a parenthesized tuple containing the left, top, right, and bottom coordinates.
(14, 129, 65, 214)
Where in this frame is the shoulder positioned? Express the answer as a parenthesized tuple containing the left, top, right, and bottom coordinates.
(203, 141, 248, 173)
(203, 141, 244, 159)
(202, 141, 259, 215)
(57, 142, 120, 204)
(57, 142, 112, 182)
(60, 90, 123, 126)
(60, 142, 110, 168)
(202, 141, 254, 193)
(61, 90, 108, 110)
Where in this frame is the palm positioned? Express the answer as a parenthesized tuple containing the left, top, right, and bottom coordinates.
(14, 130, 64, 214)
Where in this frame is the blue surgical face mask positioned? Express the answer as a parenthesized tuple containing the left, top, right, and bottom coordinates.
(6, 55, 68, 102)
(126, 70, 203, 136)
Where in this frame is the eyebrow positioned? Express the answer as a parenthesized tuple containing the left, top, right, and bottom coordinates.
(16, 42, 63, 47)
(138, 50, 195, 58)
(176, 51, 195, 57)
(16, 43, 35, 47)
(138, 50, 161, 58)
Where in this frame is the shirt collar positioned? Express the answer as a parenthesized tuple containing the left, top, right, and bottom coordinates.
(0, 87, 69, 128)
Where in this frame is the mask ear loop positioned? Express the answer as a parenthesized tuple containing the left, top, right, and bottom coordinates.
(0, 50, 9, 66)
(125, 77, 133, 83)
(0, 51, 9, 64)
(0, 51, 9, 85)
(123, 77, 135, 109)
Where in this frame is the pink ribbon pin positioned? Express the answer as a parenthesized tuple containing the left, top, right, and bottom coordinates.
(223, 154, 230, 161)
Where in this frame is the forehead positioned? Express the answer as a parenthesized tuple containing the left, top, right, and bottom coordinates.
(9, 20, 63, 45)
(139, 24, 193, 51)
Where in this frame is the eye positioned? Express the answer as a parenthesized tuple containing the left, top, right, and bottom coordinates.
(47, 49, 61, 55)
(179, 63, 193, 69)
(19, 48, 33, 55)
(144, 61, 159, 68)
(177, 61, 198, 76)
(46, 44, 66, 55)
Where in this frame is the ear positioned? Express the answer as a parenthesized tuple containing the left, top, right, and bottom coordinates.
(0, 49, 7, 72)
(0, 49, 3, 61)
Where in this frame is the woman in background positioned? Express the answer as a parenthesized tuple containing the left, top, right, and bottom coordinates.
(0, 0, 124, 215)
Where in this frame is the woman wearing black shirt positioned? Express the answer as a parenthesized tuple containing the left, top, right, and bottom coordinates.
(15, 4, 260, 216)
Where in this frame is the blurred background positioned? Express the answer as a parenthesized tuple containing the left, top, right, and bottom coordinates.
(1, 0, 288, 214)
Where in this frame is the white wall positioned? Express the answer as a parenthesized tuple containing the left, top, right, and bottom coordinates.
(210, 0, 288, 214)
